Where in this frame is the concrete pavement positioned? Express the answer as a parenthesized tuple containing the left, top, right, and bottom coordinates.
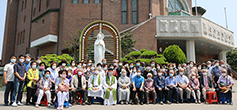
(0, 80, 236, 110)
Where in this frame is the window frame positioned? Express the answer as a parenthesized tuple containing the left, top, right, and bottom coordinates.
(132, 0, 138, 24)
(83, 0, 89, 4)
(121, 0, 128, 24)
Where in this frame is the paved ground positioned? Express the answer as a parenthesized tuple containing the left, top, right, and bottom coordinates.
(0, 80, 236, 110)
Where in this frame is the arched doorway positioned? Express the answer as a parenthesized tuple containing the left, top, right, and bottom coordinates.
(79, 21, 121, 63)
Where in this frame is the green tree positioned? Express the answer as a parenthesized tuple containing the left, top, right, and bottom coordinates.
(163, 45, 187, 64)
(121, 32, 136, 57)
(65, 29, 81, 62)
(140, 49, 147, 53)
(140, 50, 158, 59)
(41, 54, 74, 67)
(129, 51, 141, 59)
(226, 48, 237, 71)
(154, 54, 169, 64)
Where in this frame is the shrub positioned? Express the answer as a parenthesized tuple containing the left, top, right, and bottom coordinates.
(135, 59, 152, 65)
(140, 50, 158, 59)
(140, 49, 147, 53)
(227, 48, 237, 71)
(41, 54, 74, 67)
(121, 57, 128, 62)
(127, 60, 134, 64)
(129, 51, 141, 59)
(163, 45, 187, 64)
(124, 55, 133, 60)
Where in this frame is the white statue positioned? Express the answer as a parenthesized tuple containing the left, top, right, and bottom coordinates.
(94, 25, 105, 66)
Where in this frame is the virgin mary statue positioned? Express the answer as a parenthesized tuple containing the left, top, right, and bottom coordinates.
(94, 31, 105, 66)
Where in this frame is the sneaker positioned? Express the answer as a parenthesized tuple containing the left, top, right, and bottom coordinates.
(12, 102, 17, 107)
(60, 105, 63, 110)
(180, 99, 183, 104)
(26, 102, 29, 105)
(198, 100, 201, 104)
(4, 103, 8, 106)
(69, 103, 72, 107)
(121, 101, 124, 105)
(160, 101, 163, 105)
(35, 104, 39, 108)
(140, 102, 143, 105)
(48, 103, 51, 107)
(166, 101, 171, 105)
(57, 107, 60, 110)
(230, 101, 233, 105)
(195, 100, 197, 104)
(125, 101, 129, 105)
(17, 102, 23, 106)
(82, 102, 85, 106)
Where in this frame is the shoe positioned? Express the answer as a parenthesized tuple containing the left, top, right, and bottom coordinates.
(12, 102, 17, 107)
(82, 102, 85, 106)
(125, 101, 129, 105)
(198, 100, 201, 104)
(112, 104, 116, 106)
(121, 101, 124, 105)
(26, 102, 29, 105)
(180, 99, 183, 104)
(146, 101, 149, 105)
(166, 101, 171, 105)
(60, 106, 63, 110)
(17, 102, 23, 106)
(160, 101, 163, 105)
(153, 101, 156, 104)
(4, 103, 8, 106)
(195, 100, 197, 104)
(140, 102, 143, 105)
(69, 103, 72, 107)
(187, 99, 190, 103)
(88, 102, 91, 105)
(57, 107, 60, 110)
(131, 102, 135, 105)
(35, 104, 39, 108)
(230, 101, 233, 105)
(48, 103, 51, 107)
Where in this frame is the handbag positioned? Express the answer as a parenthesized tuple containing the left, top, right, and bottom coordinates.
(58, 84, 69, 92)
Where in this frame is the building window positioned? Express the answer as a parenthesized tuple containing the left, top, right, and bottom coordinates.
(72, 0, 78, 4)
(121, 0, 127, 24)
(25, 0, 27, 9)
(22, 30, 25, 43)
(83, 0, 89, 4)
(168, 0, 184, 12)
(21, 1, 24, 11)
(94, 0, 100, 3)
(132, 0, 138, 24)
(17, 33, 20, 45)
(39, 0, 41, 12)
(20, 31, 22, 44)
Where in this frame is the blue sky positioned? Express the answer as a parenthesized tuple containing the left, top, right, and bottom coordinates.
(0, 0, 237, 60)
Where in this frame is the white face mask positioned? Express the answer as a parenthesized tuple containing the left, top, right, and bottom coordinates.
(83, 64, 86, 67)
(109, 72, 113, 76)
(119, 63, 123, 66)
(62, 63, 66, 66)
(222, 73, 226, 76)
(98, 67, 102, 70)
(169, 67, 173, 70)
(203, 72, 207, 76)
(158, 73, 162, 76)
(179, 72, 184, 75)
(78, 65, 82, 68)
(137, 73, 141, 76)
(151, 64, 155, 67)
(91, 67, 95, 70)
(113, 63, 117, 66)
(190, 64, 193, 67)
(87, 69, 90, 71)
(157, 67, 160, 70)
(162, 69, 165, 72)
(122, 73, 126, 77)
(207, 65, 211, 68)
(198, 67, 201, 70)
(52, 66, 57, 69)
(78, 72, 82, 75)
(19, 59, 25, 63)
(72, 63, 75, 66)
(26, 58, 31, 62)
(32, 65, 36, 69)
(37, 60, 41, 64)
(192, 76, 196, 79)
(221, 65, 225, 67)
(104, 68, 107, 70)
(183, 67, 186, 70)
(215, 63, 219, 66)
(68, 73, 72, 76)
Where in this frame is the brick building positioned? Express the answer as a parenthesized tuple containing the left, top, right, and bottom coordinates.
(1, 0, 234, 65)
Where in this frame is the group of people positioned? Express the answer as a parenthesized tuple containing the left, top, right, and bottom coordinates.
(3, 54, 235, 110)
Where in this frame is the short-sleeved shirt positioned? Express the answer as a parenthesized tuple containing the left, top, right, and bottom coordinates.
(14, 63, 27, 82)
(211, 66, 222, 77)
(165, 77, 177, 86)
(132, 75, 144, 88)
(23, 62, 31, 72)
(176, 75, 189, 85)
(4, 63, 15, 81)
(217, 75, 234, 86)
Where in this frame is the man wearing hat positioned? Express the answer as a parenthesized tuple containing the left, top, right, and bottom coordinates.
(144, 73, 156, 104)
(217, 69, 234, 105)
(103, 68, 117, 105)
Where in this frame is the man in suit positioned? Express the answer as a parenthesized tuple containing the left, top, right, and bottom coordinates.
(199, 69, 214, 101)
(71, 68, 87, 105)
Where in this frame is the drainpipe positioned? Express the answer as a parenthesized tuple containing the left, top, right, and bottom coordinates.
(28, 0, 34, 54)
(56, 0, 62, 55)
(101, 0, 103, 20)
(13, 1, 19, 54)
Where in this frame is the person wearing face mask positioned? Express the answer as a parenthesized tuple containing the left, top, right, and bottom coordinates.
(155, 64, 160, 73)
(103, 64, 108, 74)
(186, 61, 198, 78)
(220, 60, 233, 77)
(97, 63, 105, 79)
(36, 57, 41, 69)
(154, 70, 170, 105)
(108, 64, 118, 78)
(55, 70, 70, 110)
(70, 68, 87, 105)
(49, 62, 59, 85)
(118, 70, 131, 105)
(217, 69, 234, 105)
(26, 61, 39, 105)
(144, 73, 156, 104)
(131, 69, 144, 105)
(73, 62, 83, 75)
(102, 58, 107, 67)
(88, 67, 104, 105)
(135, 60, 144, 74)
(160, 66, 168, 77)
(211, 60, 222, 86)
(188, 72, 201, 104)
(116, 61, 123, 77)
(12, 55, 27, 107)
(143, 64, 153, 79)
(38, 62, 46, 81)
(166, 70, 179, 104)
(59, 60, 68, 71)
(68, 60, 77, 73)
(103, 68, 117, 105)
(3, 55, 17, 106)
(35, 70, 52, 108)
(24, 54, 31, 72)
(199, 69, 214, 101)
(176, 68, 191, 103)
(87, 60, 93, 67)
